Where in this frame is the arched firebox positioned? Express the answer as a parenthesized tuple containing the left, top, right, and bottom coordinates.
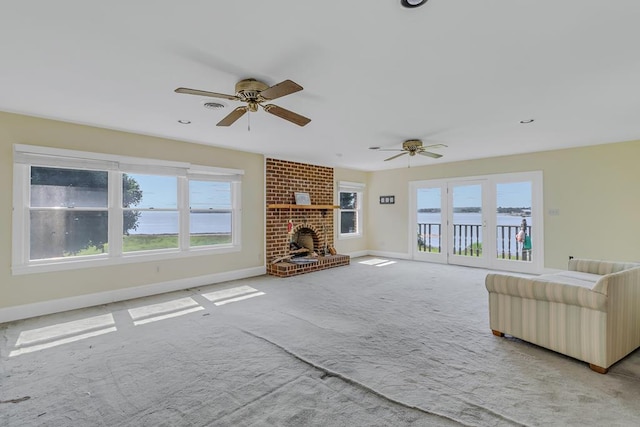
(290, 224, 323, 255)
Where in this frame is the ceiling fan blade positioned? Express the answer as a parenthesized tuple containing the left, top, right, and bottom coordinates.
(263, 104, 311, 126)
(260, 80, 303, 100)
(418, 151, 443, 159)
(423, 143, 448, 150)
(175, 87, 239, 101)
(384, 152, 408, 161)
(216, 106, 247, 126)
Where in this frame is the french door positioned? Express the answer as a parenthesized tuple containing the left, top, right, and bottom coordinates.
(410, 172, 543, 273)
(448, 180, 488, 268)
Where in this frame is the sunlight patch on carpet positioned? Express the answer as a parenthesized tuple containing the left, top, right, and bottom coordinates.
(214, 292, 266, 306)
(128, 297, 204, 326)
(9, 314, 116, 357)
(202, 285, 265, 306)
(359, 258, 396, 267)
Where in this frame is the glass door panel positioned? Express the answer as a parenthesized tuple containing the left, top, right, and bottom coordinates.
(412, 183, 447, 262)
(417, 187, 442, 253)
(496, 181, 533, 263)
(448, 181, 488, 267)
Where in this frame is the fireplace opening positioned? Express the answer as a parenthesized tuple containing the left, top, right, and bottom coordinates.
(290, 227, 319, 257)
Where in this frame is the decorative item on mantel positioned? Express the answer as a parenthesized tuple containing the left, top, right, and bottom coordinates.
(294, 192, 311, 205)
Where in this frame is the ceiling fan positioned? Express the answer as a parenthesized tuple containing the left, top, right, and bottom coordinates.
(374, 139, 446, 161)
(175, 78, 310, 127)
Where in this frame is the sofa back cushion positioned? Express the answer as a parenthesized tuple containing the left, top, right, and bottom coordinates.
(537, 271, 603, 290)
(569, 259, 640, 275)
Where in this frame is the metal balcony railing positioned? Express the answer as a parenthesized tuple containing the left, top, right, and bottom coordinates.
(417, 223, 532, 261)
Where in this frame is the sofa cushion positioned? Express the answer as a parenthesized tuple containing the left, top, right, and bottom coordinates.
(485, 273, 607, 311)
(536, 271, 603, 290)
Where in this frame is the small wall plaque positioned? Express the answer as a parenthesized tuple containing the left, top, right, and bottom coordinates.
(379, 195, 395, 204)
(294, 192, 311, 205)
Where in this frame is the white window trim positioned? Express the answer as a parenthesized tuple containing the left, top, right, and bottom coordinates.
(12, 144, 244, 275)
(338, 181, 365, 239)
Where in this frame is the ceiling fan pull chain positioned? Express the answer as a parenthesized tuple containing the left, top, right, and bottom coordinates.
(247, 111, 251, 132)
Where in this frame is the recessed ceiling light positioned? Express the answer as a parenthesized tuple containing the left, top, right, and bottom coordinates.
(178, 120, 191, 124)
(401, 0, 428, 8)
(519, 119, 535, 124)
(369, 146, 381, 150)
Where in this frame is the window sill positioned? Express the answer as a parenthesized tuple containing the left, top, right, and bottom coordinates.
(338, 233, 362, 240)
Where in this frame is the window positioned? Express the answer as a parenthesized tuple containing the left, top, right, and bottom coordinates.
(30, 166, 109, 260)
(338, 181, 364, 238)
(12, 144, 243, 274)
(189, 180, 232, 247)
(122, 173, 179, 252)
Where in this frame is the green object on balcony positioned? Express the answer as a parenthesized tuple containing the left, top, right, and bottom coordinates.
(523, 235, 532, 250)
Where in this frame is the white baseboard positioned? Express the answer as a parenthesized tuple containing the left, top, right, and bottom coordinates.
(343, 250, 370, 259)
(0, 266, 266, 324)
(365, 250, 412, 260)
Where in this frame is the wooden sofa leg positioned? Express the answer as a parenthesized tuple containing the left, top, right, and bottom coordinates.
(492, 330, 505, 337)
(589, 364, 608, 374)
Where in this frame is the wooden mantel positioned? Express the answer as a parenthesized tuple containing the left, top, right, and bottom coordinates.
(268, 204, 339, 210)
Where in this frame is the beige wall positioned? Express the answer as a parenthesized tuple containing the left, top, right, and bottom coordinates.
(366, 140, 640, 269)
(334, 167, 370, 255)
(0, 112, 265, 310)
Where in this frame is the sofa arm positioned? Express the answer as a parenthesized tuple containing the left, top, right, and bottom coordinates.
(486, 273, 607, 311)
(592, 267, 640, 295)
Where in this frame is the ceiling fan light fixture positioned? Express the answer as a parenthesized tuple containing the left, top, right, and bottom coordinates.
(401, 0, 428, 8)
(203, 102, 225, 110)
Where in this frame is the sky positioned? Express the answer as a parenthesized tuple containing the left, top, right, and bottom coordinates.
(126, 174, 231, 209)
(417, 181, 532, 209)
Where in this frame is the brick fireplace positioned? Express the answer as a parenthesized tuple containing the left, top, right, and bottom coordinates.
(266, 158, 350, 277)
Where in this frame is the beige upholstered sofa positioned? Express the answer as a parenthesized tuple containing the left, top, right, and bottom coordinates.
(486, 259, 640, 373)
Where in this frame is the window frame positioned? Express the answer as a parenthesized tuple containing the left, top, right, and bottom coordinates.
(338, 181, 365, 239)
(12, 144, 243, 275)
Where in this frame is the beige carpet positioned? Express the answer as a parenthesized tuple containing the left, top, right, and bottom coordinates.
(2, 258, 640, 426)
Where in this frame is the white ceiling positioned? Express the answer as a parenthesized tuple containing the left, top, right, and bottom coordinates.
(2, 1, 639, 171)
